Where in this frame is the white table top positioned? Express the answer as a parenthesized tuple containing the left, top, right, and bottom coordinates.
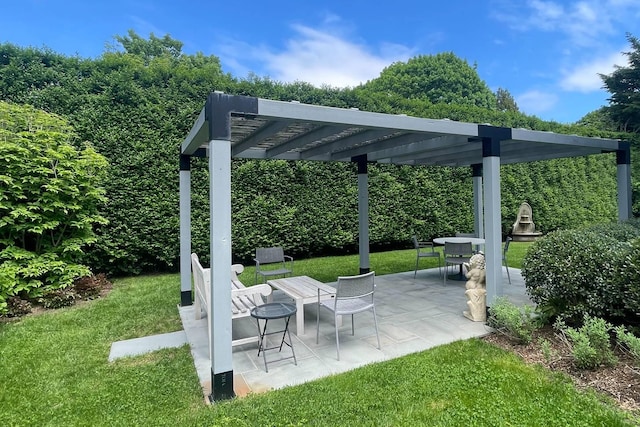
(432, 236, 485, 245)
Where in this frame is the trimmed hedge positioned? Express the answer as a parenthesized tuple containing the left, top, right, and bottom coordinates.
(0, 39, 623, 276)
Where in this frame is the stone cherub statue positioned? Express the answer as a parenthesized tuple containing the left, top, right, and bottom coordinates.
(463, 253, 486, 322)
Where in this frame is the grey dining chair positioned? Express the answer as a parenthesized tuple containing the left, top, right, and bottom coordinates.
(253, 247, 293, 285)
(455, 232, 476, 238)
(412, 235, 441, 277)
(443, 241, 473, 285)
(316, 271, 380, 360)
(456, 232, 481, 253)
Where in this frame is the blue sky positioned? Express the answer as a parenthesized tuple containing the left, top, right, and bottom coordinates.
(2, 0, 639, 123)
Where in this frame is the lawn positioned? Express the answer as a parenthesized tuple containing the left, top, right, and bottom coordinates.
(1, 243, 636, 426)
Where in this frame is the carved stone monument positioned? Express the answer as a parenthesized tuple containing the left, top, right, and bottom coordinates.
(463, 253, 487, 322)
(511, 202, 542, 242)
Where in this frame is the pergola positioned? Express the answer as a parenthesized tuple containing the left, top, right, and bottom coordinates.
(180, 91, 631, 401)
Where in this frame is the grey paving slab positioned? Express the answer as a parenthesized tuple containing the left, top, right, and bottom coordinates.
(117, 267, 533, 398)
(108, 330, 187, 362)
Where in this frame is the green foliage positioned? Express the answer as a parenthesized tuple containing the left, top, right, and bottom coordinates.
(538, 337, 557, 364)
(600, 33, 640, 133)
(487, 297, 538, 344)
(0, 34, 623, 276)
(361, 52, 497, 108)
(38, 288, 76, 309)
(610, 237, 640, 324)
(615, 325, 640, 365)
(522, 228, 632, 322)
(0, 101, 108, 313)
(495, 87, 519, 112)
(576, 107, 620, 131)
(556, 314, 617, 370)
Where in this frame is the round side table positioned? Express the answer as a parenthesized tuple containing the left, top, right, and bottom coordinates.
(250, 302, 297, 372)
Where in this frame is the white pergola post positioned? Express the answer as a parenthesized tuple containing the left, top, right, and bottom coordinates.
(355, 155, 370, 274)
(617, 142, 632, 221)
(208, 140, 234, 401)
(472, 163, 484, 239)
(480, 126, 509, 306)
(179, 155, 192, 307)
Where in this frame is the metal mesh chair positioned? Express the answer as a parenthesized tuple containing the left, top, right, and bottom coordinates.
(444, 241, 473, 285)
(316, 271, 380, 360)
(253, 247, 293, 284)
(412, 235, 441, 277)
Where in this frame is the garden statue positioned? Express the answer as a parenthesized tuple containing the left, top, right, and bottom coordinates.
(463, 253, 487, 322)
(511, 202, 542, 242)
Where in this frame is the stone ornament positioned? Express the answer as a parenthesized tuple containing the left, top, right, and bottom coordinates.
(511, 202, 542, 242)
(463, 253, 487, 322)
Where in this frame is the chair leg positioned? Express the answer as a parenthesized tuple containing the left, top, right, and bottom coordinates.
(444, 263, 447, 286)
(351, 314, 355, 335)
(414, 255, 419, 278)
(335, 315, 340, 361)
(372, 306, 381, 350)
(437, 257, 442, 277)
(505, 264, 512, 284)
(316, 301, 321, 344)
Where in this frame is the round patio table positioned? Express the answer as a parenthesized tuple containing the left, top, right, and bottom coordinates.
(433, 237, 485, 281)
(250, 302, 297, 372)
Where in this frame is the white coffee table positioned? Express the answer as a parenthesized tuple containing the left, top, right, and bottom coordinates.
(267, 276, 337, 335)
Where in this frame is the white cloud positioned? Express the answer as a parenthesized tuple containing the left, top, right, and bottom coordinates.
(493, 0, 639, 46)
(516, 90, 559, 115)
(218, 23, 414, 88)
(560, 50, 628, 92)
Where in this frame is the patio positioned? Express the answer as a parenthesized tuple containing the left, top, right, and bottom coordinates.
(178, 266, 531, 398)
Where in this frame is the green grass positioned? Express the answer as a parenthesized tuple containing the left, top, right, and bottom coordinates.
(2, 244, 635, 426)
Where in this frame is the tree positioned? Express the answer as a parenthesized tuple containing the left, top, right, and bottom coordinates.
(600, 33, 640, 133)
(0, 101, 108, 313)
(361, 52, 497, 109)
(495, 87, 519, 112)
(575, 107, 619, 131)
(112, 29, 184, 63)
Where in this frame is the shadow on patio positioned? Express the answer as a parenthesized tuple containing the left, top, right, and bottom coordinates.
(178, 267, 532, 398)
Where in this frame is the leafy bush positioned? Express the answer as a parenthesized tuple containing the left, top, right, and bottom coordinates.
(0, 101, 108, 314)
(2, 296, 31, 318)
(487, 297, 538, 344)
(39, 288, 76, 309)
(610, 238, 640, 326)
(521, 229, 630, 322)
(555, 314, 617, 370)
(615, 325, 640, 366)
(583, 221, 640, 242)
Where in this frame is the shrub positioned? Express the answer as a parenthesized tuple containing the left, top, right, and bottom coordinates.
(521, 229, 629, 322)
(0, 101, 108, 314)
(487, 297, 538, 344)
(555, 314, 617, 370)
(584, 221, 640, 242)
(2, 296, 31, 318)
(615, 325, 640, 366)
(610, 238, 640, 326)
(39, 289, 76, 309)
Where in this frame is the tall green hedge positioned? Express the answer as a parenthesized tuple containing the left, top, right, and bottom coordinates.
(0, 35, 626, 276)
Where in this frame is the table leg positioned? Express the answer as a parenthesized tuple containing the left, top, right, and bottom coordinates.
(284, 316, 297, 366)
(296, 299, 304, 335)
(256, 318, 270, 373)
